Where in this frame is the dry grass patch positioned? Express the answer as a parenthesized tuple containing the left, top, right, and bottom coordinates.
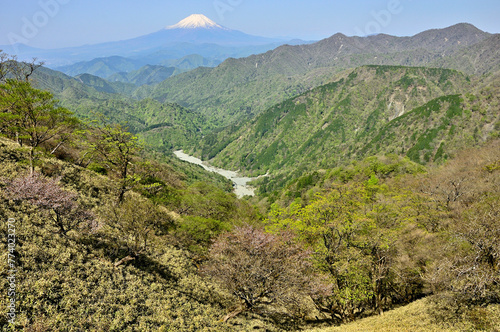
(306, 298, 500, 332)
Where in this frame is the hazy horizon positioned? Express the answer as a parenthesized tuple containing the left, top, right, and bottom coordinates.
(1, 0, 500, 49)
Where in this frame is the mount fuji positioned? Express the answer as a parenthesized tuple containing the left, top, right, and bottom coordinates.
(166, 14, 228, 30)
(122, 14, 283, 48)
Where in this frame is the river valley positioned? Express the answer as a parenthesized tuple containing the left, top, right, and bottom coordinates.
(174, 150, 256, 198)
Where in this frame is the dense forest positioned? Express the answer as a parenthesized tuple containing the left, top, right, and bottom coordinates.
(1, 23, 499, 332)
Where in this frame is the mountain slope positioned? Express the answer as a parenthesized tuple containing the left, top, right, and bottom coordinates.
(56, 53, 221, 82)
(432, 34, 500, 74)
(30, 66, 204, 149)
(306, 297, 500, 332)
(55, 56, 145, 77)
(74, 73, 137, 95)
(107, 65, 180, 86)
(205, 66, 499, 192)
(161, 54, 222, 70)
(146, 24, 494, 127)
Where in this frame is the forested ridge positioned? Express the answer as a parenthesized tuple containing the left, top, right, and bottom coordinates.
(1, 24, 499, 331)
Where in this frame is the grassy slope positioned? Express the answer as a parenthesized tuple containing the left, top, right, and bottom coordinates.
(306, 298, 500, 332)
(0, 135, 271, 331)
(0, 138, 222, 331)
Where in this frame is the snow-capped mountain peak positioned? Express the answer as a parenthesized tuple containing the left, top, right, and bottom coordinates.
(166, 14, 226, 30)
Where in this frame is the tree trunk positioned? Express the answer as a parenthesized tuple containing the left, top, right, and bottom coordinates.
(29, 146, 35, 174)
(114, 254, 136, 267)
(117, 185, 126, 204)
(50, 141, 64, 155)
(117, 163, 128, 203)
(376, 292, 384, 316)
(222, 304, 246, 323)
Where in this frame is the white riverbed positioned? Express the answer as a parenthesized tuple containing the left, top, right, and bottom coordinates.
(173, 150, 256, 198)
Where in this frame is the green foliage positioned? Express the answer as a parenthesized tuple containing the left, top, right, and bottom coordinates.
(207, 66, 484, 193)
(175, 216, 231, 254)
(87, 161, 108, 175)
(267, 181, 434, 322)
(0, 79, 80, 171)
(83, 119, 142, 202)
(98, 192, 174, 263)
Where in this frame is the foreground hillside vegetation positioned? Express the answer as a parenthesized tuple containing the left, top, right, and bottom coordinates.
(1, 26, 500, 331)
(1, 119, 498, 330)
(306, 297, 500, 332)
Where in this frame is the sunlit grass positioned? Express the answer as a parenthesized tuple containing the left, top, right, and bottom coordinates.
(306, 297, 500, 332)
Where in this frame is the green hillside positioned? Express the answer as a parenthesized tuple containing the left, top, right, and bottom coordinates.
(29, 66, 205, 150)
(75, 73, 137, 95)
(107, 65, 183, 86)
(205, 65, 499, 193)
(55, 56, 144, 78)
(306, 297, 500, 332)
(432, 34, 500, 75)
(0, 134, 258, 331)
(143, 25, 496, 127)
(160, 54, 222, 70)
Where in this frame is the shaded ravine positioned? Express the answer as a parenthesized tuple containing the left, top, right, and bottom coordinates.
(174, 150, 256, 198)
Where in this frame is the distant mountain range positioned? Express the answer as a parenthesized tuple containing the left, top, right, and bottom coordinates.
(0, 14, 301, 69)
(53, 54, 223, 81)
(142, 23, 498, 126)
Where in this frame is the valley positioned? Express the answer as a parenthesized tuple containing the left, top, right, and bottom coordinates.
(0, 11, 499, 332)
(173, 150, 257, 198)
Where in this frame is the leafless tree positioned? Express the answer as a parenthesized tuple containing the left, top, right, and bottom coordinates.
(202, 226, 331, 322)
(5, 172, 96, 236)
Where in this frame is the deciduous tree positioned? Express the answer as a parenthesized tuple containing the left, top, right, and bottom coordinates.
(0, 79, 79, 172)
(268, 181, 433, 322)
(97, 192, 173, 267)
(202, 226, 330, 322)
(84, 119, 142, 203)
(5, 172, 95, 236)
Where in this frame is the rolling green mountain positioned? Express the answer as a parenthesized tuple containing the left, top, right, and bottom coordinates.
(74, 73, 137, 95)
(55, 56, 145, 77)
(30, 66, 204, 150)
(56, 54, 221, 84)
(27, 24, 500, 173)
(31, 66, 139, 98)
(107, 65, 181, 86)
(160, 54, 222, 70)
(144, 24, 494, 127)
(204, 65, 499, 193)
(431, 34, 500, 75)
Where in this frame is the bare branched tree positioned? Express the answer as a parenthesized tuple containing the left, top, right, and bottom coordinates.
(202, 226, 331, 322)
(5, 172, 96, 236)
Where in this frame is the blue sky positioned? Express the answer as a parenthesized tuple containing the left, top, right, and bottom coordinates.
(1, 0, 499, 49)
